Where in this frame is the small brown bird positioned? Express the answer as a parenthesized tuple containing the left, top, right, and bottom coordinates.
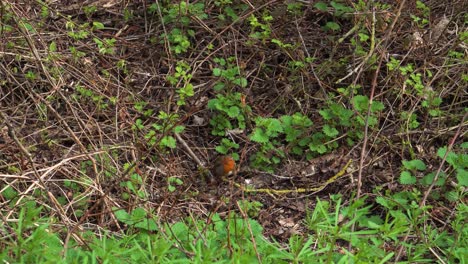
(212, 155, 236, 178)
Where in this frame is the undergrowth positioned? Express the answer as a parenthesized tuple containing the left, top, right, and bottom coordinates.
(0, 0, 466, 263)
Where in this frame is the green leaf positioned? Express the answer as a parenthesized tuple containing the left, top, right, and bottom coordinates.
(420, 172, 445, 186)
(400, 171, 416, 185)
(213, 68, 222, 76)
(92, 21, 105, 30)
(314, 2, 328, 11)
(402, 159, 426, 171)
(437, 146, 459, 168)
(445, 191, 459, 202)
(352, 95, 369, 112)
(456, 169, 468, 186)
(319, 109, 332, 120)
(265, 118, 283, 133)
(227, 106, 240, 118)
(233, 77, 248, 88)
(213, 82, 225, 91)
(49, 41, 57, 52)
(250, 128, 269, 143)
(323, 124, 339, 137)
(324, 21, 340, 31)
(173, 125, 185, 133)
(114, 208, 131, 222)
(215, 145, 228, 154)
(161, 136, 176, 149)
(371, 101, 385, 112)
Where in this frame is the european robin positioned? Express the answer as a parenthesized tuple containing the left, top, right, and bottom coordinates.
(212, 155, 236, 178)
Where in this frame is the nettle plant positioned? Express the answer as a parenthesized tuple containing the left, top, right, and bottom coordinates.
(166, 60, 194, 106)
(248, 93, 384, 170)
(208, 92, 249, 136)
(387, 58, 442, 117)
(208, 56, 249, 137)
(149, 1, 207, 54)
(132, 105, 184, 151)
(399, 142, 468, 202)
(247, 11, 273, 44)
(212, 57, 248, 90)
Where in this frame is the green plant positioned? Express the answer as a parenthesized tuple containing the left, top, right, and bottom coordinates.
(93, 37, 116, 55)
(167, 176, 183, 192)
(387, 60, 443, 118)
(400, 143, 467, 201)
(160, 1, 207, 26)
(120, 171, 147, 199)
(411, 0, 430, 27)
(65, 21, 90, 40)
(314, 1, 354, 32)
(212, 57, 248, 90)
(132, 109, 184, 151)
(166, 60, 194, 105)
(72, 84, 111, 110)
(215, 138, 239, 158)
(114, 207, 158, 231)
(208, 92, 250, 136)
(162, 28, 193, 54)
(247, 12, 273, 44)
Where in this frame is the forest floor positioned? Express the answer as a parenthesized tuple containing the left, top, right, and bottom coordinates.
(0, 0, 466, 262)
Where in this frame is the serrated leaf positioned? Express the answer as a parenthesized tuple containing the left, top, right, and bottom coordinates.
(161, 136, 176, 148)
(234, 77, 247, 88)
(402, 159, 426, 171)
(319, 109, 332, 120)
(215, 145, 228, 154)
(267, 118, 283, 133)
(213, 82, 225, 91)
(437, 146, 459, 168)
(399, 171, 416, 185)
(173, 125, 185, 133)
(352, 95, 369, 112)
(213, 68, 222, 76)
(445, 191, 459, 202)
(227, 106, 240, 118)
(250, 128, 268, 143)
(371, 101, 385, 112)
(323, 124, 339, 137)
(456, 169, 468, 186)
